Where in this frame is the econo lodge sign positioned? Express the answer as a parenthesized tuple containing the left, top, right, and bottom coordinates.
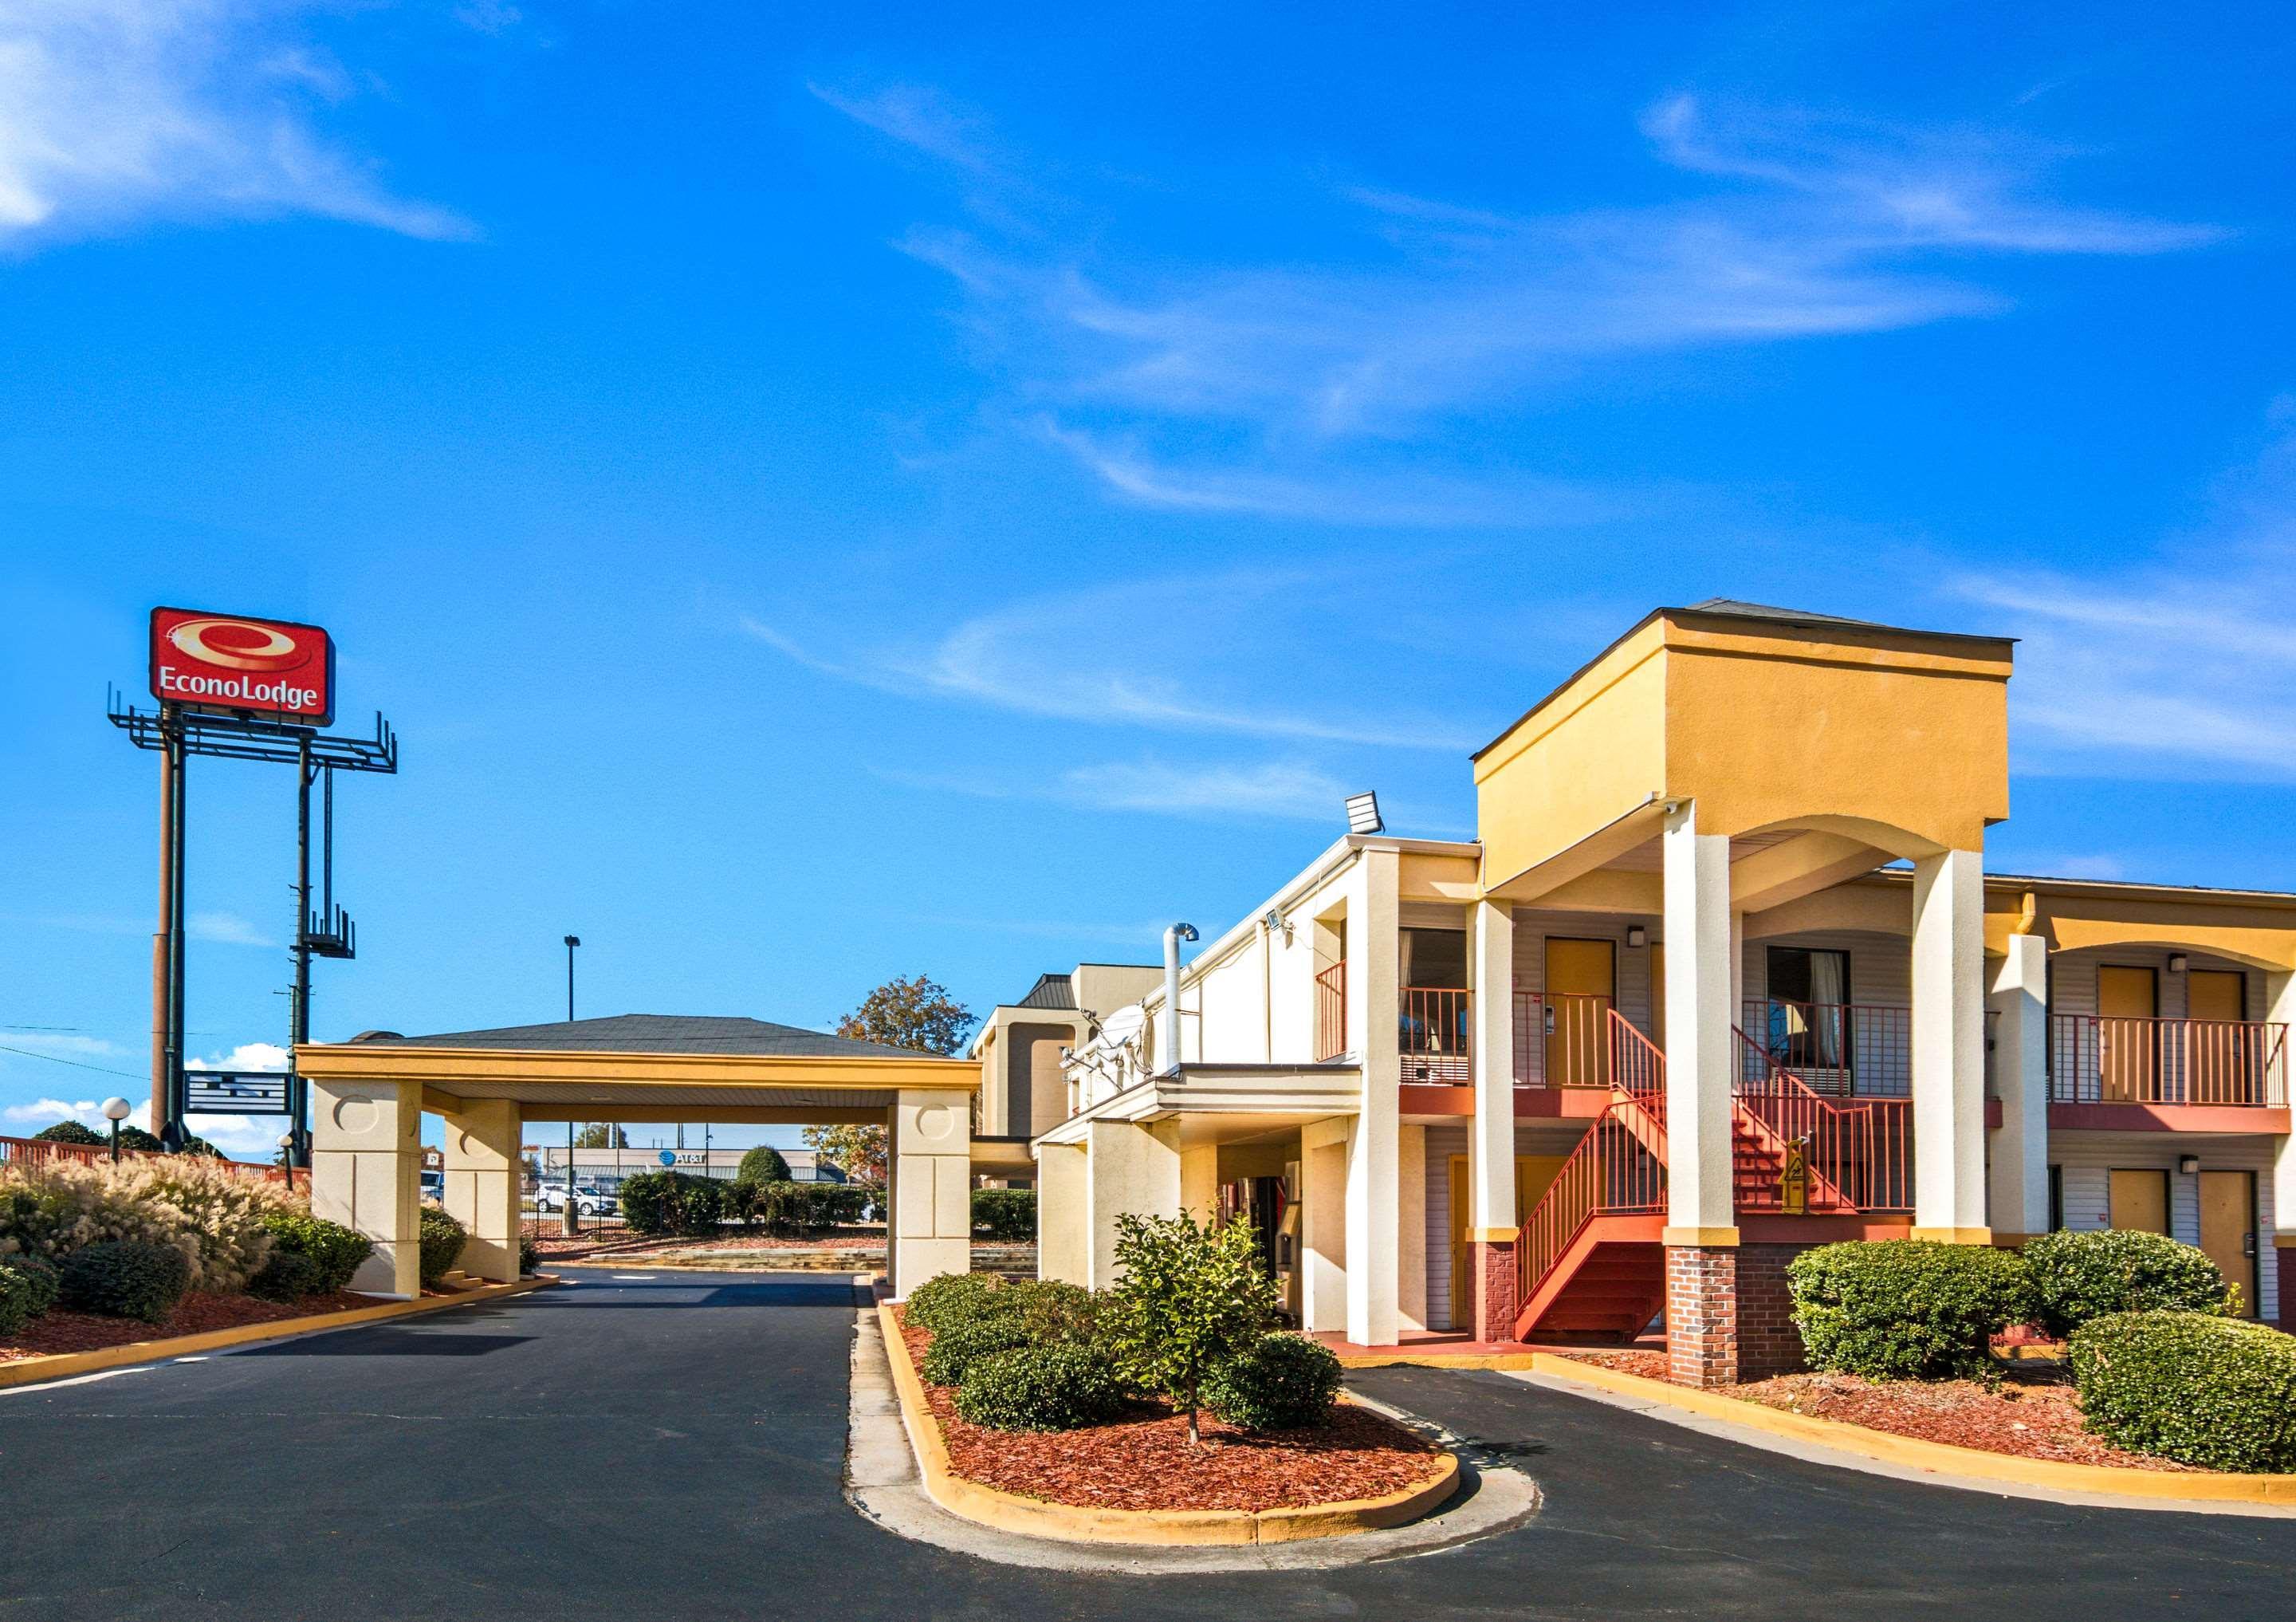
(148, 608, 334, 724)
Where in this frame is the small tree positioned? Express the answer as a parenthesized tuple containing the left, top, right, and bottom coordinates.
(737, 1144, 792, 1184)
(836, 974, 977, 1056)
(1102, 1213, 1278, 1444)
(573, 1124, 629, 1149)
(801, 1123, 886, 1186)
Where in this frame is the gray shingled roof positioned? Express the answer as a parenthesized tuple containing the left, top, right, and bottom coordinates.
(1678, 598, 2011, 643)
(349, 1013, 933, 1059)
(1016, 974, 1076, 1010)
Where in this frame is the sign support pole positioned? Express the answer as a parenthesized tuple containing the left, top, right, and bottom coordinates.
(289, 735, 315, 1168)
(151, 704, 179, 1145)
(165, 722, 189, 1151)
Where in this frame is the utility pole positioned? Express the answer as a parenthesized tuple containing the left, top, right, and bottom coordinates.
(563, 935, 580, 1238)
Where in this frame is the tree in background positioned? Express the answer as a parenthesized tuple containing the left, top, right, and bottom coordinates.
(737, 1144, 792, 1184)
(835, 974, 976, 1057)
(800, 1123, 886, 1186)
(33, 1120, 104, 1146)
(573, 1124, 630, 1148)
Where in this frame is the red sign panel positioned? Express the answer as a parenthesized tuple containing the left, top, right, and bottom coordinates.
(148, 607, 334, 724)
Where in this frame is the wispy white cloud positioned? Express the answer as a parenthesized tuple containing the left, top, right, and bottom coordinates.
(809, 80, 995, 172)
(0, 0, 474, 250)
(188, 909, 275, 947)
(742, 571, 1480, 750)
(878, 754, 1350, 821)
(0, 1032, 121, 1058)
(821, 83, 2219, 510)
(1955, 400, 2296, 781)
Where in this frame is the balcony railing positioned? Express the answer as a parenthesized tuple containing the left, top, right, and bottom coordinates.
(1511, 991, 1621, 1088)
(1313, 961, 1347, 1062)
(2049, 1015, 2288, 1108)
(1399, 986, 1470, 1082)
(1740, 998, 1911, 1098)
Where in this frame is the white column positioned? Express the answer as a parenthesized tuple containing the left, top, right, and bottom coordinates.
(2268, 974, 2296, 1287)
(1912, 848, 1990, 1241)
(890, 1088, 973, 1297)
(442, 1097, 523, 1283)
(1662, 802, 1736, 1239)
(1179, 1141, 1220, 1220)
(1299, 1117, 1351, 1333)
(1987, 935, 2050, 1239)
(309, 1077, 422, 1297)
(1083, 1119, 1179, 1289)
(1398, 1124, 1428, 1333)
(1468, 900, 1518, 1239)
(1344, 846, 1401, 1346)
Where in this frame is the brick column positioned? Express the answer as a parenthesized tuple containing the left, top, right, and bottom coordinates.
(1471, 1238, 1519, 1343)
(1734, 1242, 1809, 1381)
(1665, 1244, 1737, 1387)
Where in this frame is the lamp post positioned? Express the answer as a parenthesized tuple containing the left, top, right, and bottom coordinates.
(101, 1096, 132, 1163)
(563, 935, 580, 1238)
(278, 1131, 297, 1193)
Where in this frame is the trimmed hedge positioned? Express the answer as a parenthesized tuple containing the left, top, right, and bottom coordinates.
(619, 1171, 728, 1238)
(905, 1272, 1001, 1334)
(954, 1343, 1125, 1431)
(1787, 1239, 2035, 1380)
(920, 1313, 1035, 1386)
(970, 1188, 1036, 1242)
(2023, 1229, 2231, 1336)
(248, 1250, 322, 1303)
(736, 1145, 792, 1185)
(418, 1207, 468, 1287)
(2071, 1310, 2296, 1472)
(261, 1210, 372, 1294)
(519, 1234, 539, 1276)
(732, 1179, 867, 1237)
(0, 1256, 60, 1333)
(1205, 1333, 1345, 1431)
(59, 1239, 191, 1323)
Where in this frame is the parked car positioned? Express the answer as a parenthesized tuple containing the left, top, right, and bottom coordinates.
(533, 1183, 619, 1216)
(419, 1169, 446, 1206)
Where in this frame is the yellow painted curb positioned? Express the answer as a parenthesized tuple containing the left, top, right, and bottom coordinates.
(876, 1301, 1460, 1545)
(1331, 1348, 1543, 1372)
(0, 1275, 556, 1390)
(1530, 1353, 2296, 1505)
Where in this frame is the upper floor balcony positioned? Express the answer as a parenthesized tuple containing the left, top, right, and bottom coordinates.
(2048, 1014, 2288, 1108)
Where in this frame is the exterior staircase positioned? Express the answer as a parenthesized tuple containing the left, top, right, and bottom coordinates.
(1510, 1014, 1912, 1343)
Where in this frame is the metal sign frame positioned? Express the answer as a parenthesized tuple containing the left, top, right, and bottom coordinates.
(184, 1070, 293, 1116)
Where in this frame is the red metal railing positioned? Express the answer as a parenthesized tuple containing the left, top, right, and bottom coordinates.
(1516, 1087, 1669, 1305)
(0, 1135, 276, 1181)
(1511, 991, 1620, 1088)
(1313, 961, 1347, 1062)
(2048, 1015, 2288, 1108)
(1732, 1030, 1913, 1212)
(1608, 1007, 1665, 1097)
(1740, 998, 1911, 1097)
(1399, 986, 1471, 1082)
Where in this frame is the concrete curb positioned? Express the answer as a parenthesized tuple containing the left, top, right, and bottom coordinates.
(875, 1301, 1460, 1545)
(1527, 1353, 2296, 1508)
(0, 1274, 556, 1391)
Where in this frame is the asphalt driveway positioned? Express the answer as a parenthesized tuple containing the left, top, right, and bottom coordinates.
(3, 1270, 2290, 1620)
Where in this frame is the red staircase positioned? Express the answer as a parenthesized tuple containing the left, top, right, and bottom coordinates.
(1510, 1015, 1913, 1342)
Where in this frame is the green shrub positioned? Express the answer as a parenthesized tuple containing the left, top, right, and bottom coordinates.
(904, 1271, 1002, 1334)
(1787, 1239, 2035, 1380)
(1003, 1279, 1100, 1344)
(519, 1234, 539, 1276)
(729, 1179, 861, 1237)
(419, 1208, 468, 1286)
(920, 1312, 1036, 1387)
(0, 1159, 202, 1271)
(248, 1250, 322, 1302)
(2071, 1310, 2296, 1472)
(955, 1343, 1126, 1431)
(1205, 1334, 1344, 1431)
(106, 1158, 285, 1292)
(0, 1256, 60, 1333)
(261, 1210, 372, 1293)
(60, 1240, 191, 1323)
(970, 1188, 1036, 1241)
(618, 1171, 729, 1238)
(32, 1120, 104, 1146)
(2023, 1229, 2231, 1336)
(737, 1145, 792, 1184)
(1101, 1213, 1280, 1443)
(115, 1126, 163, 1153)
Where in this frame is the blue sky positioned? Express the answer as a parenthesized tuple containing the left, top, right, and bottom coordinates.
(3, 2, 2294, 1155)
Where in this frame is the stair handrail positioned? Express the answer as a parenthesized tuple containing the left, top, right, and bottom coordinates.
(1732, 1028, 1914, 1212)
(1606, 1007, 1667, 1097)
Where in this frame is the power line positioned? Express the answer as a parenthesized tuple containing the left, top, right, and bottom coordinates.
(0, 1043, 147, 1083)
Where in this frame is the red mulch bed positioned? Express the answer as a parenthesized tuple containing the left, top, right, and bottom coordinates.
(894, 1309, 1446, 1513)
(1551, 1349, 2196, 1471)
(1, 1289, 375, 1364)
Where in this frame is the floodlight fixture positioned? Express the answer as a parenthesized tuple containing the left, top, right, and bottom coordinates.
(1344, 791, 1383, 835)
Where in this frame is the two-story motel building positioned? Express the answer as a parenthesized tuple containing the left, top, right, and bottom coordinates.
(1026, 600, 2296, 1386)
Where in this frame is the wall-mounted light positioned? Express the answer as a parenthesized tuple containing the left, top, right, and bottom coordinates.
(2179, 1155, 2201, 1175)
(1626, 926, 1649, 949)
(1263, 906, 1292, 945)
(2168, 953, 2190, 974)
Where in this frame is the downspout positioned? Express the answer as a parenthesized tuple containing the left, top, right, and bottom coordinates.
(1162, 922, 1198, 1075)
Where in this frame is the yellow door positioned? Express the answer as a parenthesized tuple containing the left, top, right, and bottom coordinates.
(2097, 967, 2158, 1102)
(2109, 1168, 2170, 1235)
(1449, 1154, 1572, 1329)
(1544, 938, 1615, 1087)
(2187, 970, 2247, 1104)
(2200, 1170, 2256, 1317)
